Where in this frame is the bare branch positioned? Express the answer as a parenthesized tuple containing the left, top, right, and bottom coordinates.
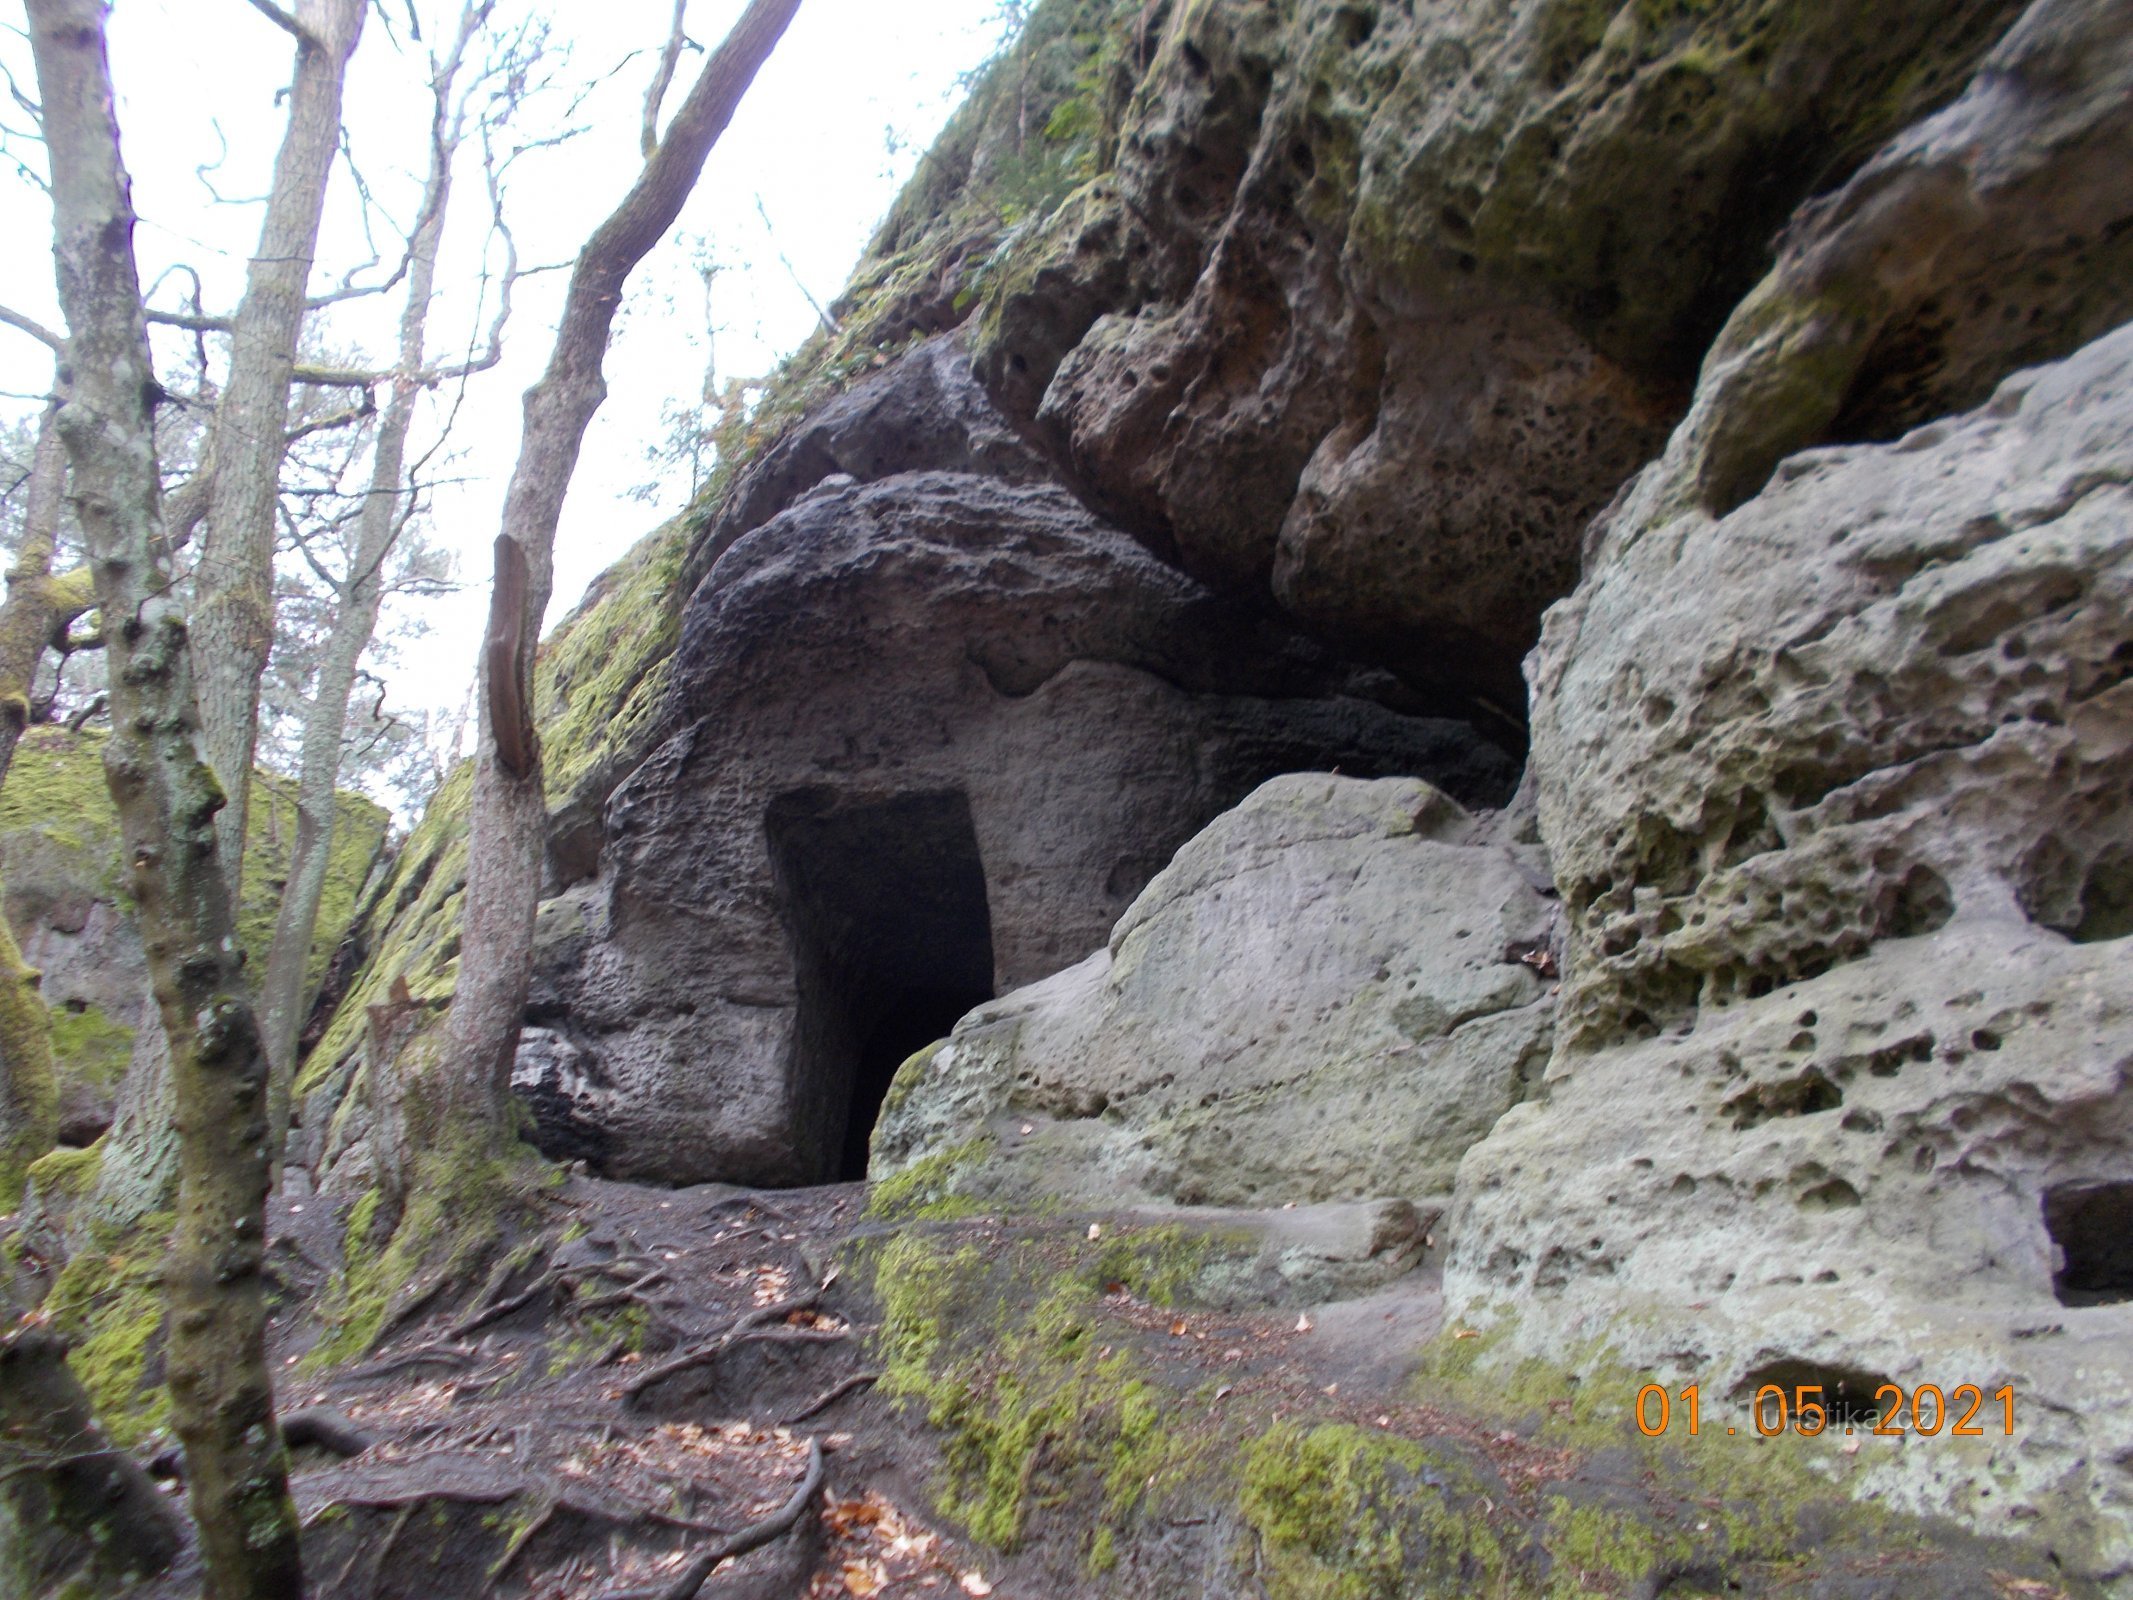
(292, 364, 383, 390)
(0, 304, 63, 352)
(1, 55, 42, 126)
(285, 394, 377, 445)
(164, 467, 213, 555)
(331, 122, 388, 292)
(146, 305, 230, 334)
(753, 193, 838, 335)
(640, 0, 691, 157)
(192, 118, 271, 207)
(241, 0, 316, 44)
(279, 502, 352, 596)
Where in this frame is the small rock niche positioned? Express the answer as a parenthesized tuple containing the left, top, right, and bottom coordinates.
(2043, 1182, 2133, 1307)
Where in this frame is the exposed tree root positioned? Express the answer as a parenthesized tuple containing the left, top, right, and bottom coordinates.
(780, 1371, 879, 1425)
(280, 1407, 372, 1457)
(342, 1344, 476, 1383)
(621, 1290, 825, 1406)
(598, 1437, 825, 1600)
(453, 1269, 561, 1338)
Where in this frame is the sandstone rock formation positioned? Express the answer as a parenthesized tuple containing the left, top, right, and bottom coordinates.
(286, 0, 2133, 1574)
(874, 773, 1558, 1210)
(1450, 317, 2133, 1576)
(1652, 0, 2133, 520)
(971, 0, 2036, 706)
(537, 474, 1514, 1189)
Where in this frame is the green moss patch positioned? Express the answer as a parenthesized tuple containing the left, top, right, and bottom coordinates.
(44, 1208, 175, 1446)
(865, 1138, 992, 1222)
(0, 728, 386, 989)
(24, 1137, 102, 1204)
(46, 1003, 134, 1098)
(300, 764, 473, 1098)
(1241, 1422, 1512, 1599)
(535, 522, 689, 812)
(307, 1136, 557, 1370)
(870, 1225, 1212, 1561)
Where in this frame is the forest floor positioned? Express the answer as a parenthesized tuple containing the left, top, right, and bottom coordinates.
(110, 1173, 2098, 1600)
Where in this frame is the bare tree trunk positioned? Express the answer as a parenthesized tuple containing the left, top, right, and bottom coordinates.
(261, 5, 483, 1159)
(0, 1311, 185, 1595)
(27, 4, 303, 1596)
(424, 0, 803, 1171)
(193, 0, 365, 897)
(0, 408, 88, 1202)
(0, 407, 95, 785)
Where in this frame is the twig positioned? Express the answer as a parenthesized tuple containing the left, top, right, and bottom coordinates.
(377, 1273, 453, 1341)
(572, 1266, 670, 1315)
(341, 1344, 476, 1383)
(780, 1371, 878, 1424)
(600, 1438, 825, 1600)
(621, 1291, 821, 1405)
(639, 0, 691, 157)
(367, 1503, 415, 1599)
(696, 1194, 797, 1228)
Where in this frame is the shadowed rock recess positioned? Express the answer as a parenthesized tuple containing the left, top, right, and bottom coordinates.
(269, 0, 2133, 1589)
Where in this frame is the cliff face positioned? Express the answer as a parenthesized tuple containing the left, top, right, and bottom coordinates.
(314, 0, 2133, 1577)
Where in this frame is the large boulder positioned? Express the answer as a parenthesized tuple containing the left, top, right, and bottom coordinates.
(1447, 323, 2133, 1575)
(973, 0, 2037, 705)
(533, 481, 1515, 1189)
(873, 773, 1558, 1210)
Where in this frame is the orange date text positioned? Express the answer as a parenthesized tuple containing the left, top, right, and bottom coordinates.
(1633, 1382, 2016, 1438)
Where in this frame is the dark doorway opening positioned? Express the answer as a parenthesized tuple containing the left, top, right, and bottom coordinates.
(765, 789, 995, 1183)
(2043, 1181, 2133, 1306)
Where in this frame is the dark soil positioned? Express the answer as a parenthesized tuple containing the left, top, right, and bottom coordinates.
(96, 1174, 2099, 1600)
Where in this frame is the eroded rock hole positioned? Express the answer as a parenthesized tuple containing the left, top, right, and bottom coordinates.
(2043, 1181, 2133, 1306)
(2075, 845, 2133, 943)
(766, 789, 996, 1183)
(1736, 1359, 1893, 1429)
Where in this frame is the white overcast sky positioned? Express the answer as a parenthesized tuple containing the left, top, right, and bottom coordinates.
(0, 0, 1007, 797)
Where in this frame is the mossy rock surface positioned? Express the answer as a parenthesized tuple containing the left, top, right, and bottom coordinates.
(844, 1209, 2087, 1598)
(0, 725, 388, 993)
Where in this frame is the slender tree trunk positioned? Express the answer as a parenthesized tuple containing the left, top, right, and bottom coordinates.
(261, 8, 480, 1159)
(0, 407, 95, 784)
(0, 407, 89, 1202)
(27, 4, 302, 1596)
(0, 1313, 185, 1596)
(425, 0, 803, 1171)
(192, 0, 365, 897)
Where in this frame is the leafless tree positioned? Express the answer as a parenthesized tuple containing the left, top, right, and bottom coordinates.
(0, 404, 83, 1199)
(191, 0, 368, 896)
(259, 0, 504, 1156)
(414, 0, 804, 1188)
(26, 1, 304, 1592)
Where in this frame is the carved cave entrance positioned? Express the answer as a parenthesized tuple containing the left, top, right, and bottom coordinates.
(766, 789, 996, 1183)
(2044, 1181, 2133, 1306)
